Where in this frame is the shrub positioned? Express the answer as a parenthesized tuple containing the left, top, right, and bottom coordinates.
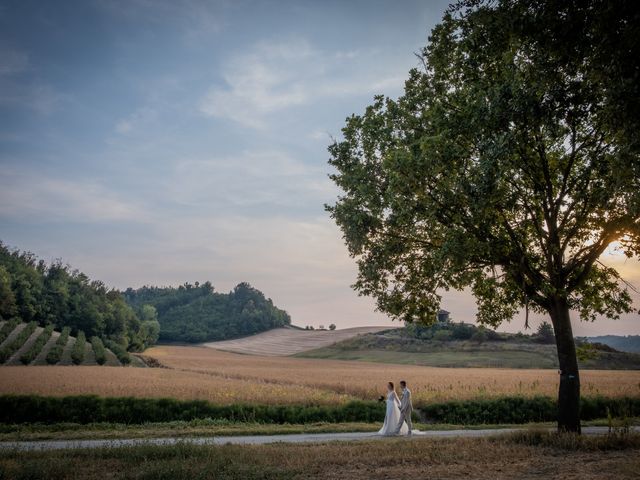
(432, 329, 453, 342)
(450, 322, 476, 340)
(419, 396, 640, 425)
(0, 395, 386, 425)
(0, 394, 636, 426)
(91, 336, 106, 365)
(0, 318, 21, 345)
(70, 331, 86, 365)
(20, 325, 54, 365)
(534, 321, 555, 344)
(104, 339, 130, 365)
(46, 327, 71, 365)
(0, 321, 37, 363)
(471, 328, 487, 344)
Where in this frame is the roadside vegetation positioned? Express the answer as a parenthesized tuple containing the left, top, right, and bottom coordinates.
(1, 433, 639, 480)
(1, 394, 637, 427)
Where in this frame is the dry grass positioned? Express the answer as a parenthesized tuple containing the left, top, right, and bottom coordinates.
(145, 345, 640, 403)
(0, 365, 348, 405)
(1, 345, 639, 405)
(0, 435, 638, 479)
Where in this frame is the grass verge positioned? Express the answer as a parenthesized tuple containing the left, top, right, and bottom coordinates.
(1, 433, 639, 480)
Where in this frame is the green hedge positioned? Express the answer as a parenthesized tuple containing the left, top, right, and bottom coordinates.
(0, 395, 385, 425)
(419, 396, 640, 424)
(1, 394, 637, 426)
(20, 325, 54, 365)
(91, 337, 106, 365)
(0, 321, 37, 363)
(0, 318, 20, 345)
(46, 327, 70, 365)
(104, 340, 130, 365)
(70, 331, 86, 365)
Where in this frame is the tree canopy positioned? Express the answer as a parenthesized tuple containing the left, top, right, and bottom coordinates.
(0, 241, 157, 351)
(327, 0, 639, 432)
(124, 282, 291, 343)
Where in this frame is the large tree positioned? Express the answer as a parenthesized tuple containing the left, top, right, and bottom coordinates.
(327, 0, 640, 432)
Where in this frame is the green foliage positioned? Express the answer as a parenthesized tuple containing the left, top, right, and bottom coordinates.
(46, 326, 70, 365)
(0, 394, 636, 426)
(70, 331, 86, 365)
(104, 339, 130, 365)
(91, 336, 106, 365)
(0, 317, 20, 345)
(327, 0, 640, 327)
(432, 329, 453, 342)
(0, 241, 152, 353)
(0, 395, 385, 425)
(470, 327, 488, 344)
(20, 325, 53, 365)
(0, 265, 17, 319)
(405, 322, 503, 342)
(421, 396, 640, 425)
(535, 322, 555, 345)
(0, 321, 36, 363)
(124, 282, 291, 343)
(576, 343, 600, 362)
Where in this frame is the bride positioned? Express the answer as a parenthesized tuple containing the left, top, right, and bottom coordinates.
(378, 381, 409, 436)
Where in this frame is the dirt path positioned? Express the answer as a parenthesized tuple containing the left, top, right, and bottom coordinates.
(1, 426, 633, 452)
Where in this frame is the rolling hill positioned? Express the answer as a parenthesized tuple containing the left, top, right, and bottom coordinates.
(203, 326, 394, 356)
(295, 329, 640, 370)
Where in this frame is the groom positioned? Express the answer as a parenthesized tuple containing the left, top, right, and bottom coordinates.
(395, 380, 413, 436)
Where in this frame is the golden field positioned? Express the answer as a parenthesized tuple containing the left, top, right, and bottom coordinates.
(0, 345, 638, 405)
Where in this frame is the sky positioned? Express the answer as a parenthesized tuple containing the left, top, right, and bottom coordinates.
(0, 0, 638, 336)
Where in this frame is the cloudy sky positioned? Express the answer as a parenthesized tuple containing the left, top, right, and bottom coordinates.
(1, 0, 638, 335)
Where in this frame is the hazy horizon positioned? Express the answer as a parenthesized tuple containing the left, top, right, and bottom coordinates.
(1, 0, 638, 336)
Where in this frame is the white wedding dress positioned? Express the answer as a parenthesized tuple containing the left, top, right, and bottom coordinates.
(378, 390, 409, 436)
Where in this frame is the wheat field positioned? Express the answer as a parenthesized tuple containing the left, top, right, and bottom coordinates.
(1, 345, 638, 405)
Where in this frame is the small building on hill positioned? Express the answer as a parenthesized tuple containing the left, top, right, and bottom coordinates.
(437, 309, 450, 323)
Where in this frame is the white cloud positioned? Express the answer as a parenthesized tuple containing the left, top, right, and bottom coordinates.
(199, 39, 408, 128)
(199, 39, 314, 128)
(0, 167, 145, 222)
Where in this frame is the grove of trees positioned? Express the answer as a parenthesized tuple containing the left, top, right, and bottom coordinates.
(0, 241, 157, 352)
(124, 281, 291, 343)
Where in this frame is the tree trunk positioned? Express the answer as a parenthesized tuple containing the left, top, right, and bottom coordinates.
(548, 295, 581, 433)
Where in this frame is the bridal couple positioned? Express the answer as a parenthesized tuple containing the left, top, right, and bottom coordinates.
(378, 380, 413, 436)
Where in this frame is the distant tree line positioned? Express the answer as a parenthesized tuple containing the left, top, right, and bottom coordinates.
(123, 281, 291, 343)
(0, 241, 159, 352)
(404, 320, 556, 345)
